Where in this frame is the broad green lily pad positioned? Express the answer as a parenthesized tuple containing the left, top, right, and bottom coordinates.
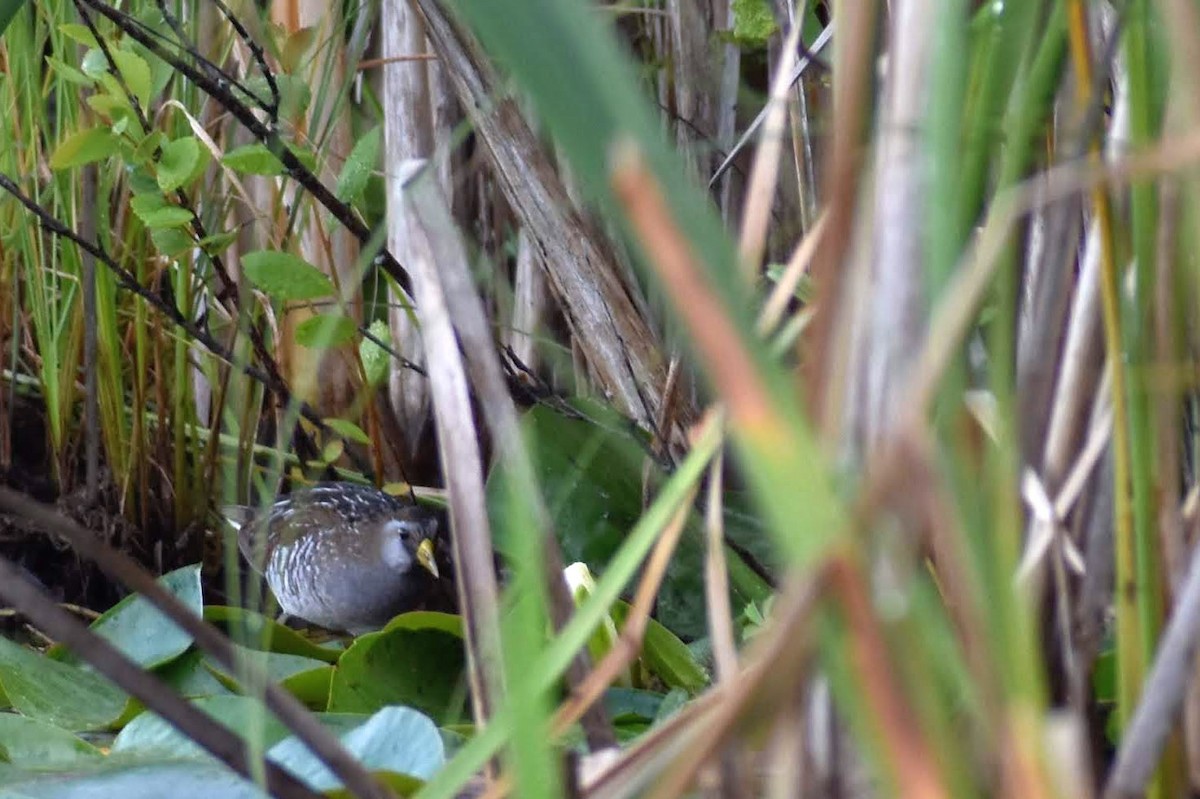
(0, 756, 271, 799)
(203, 644, 332, 709)
(112, 695, 289, 759)
(269, 705, 444, 790)
(203, 607, 341, 664)
(328, 620, 467, 723)
(0, 636, 127, 731)
(487, 402, 773, 639)
(0, 712, 104, 767)
(154, 650, 232, 700)
(50, 564, 202, 670)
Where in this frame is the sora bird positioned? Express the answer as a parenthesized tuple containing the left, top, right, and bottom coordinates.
(224, 483, 441, 635)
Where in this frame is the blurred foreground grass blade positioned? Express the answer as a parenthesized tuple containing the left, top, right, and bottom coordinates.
(417, 416, 726, 799)
(436, 0, 954, 794)
(1119, 0, 1167, 757)
(611, 148, 954, 798)
(443, 0, 840, 567)
(0, 0, 28, 38)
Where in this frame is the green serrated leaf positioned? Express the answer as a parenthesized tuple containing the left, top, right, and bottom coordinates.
(157, 137, 200, 192)
(127, 167, 159, 194)
(244, 74, 312, 118)
(110, 48, 152, 109)
(196, 230, 239, 254)
(222, 143, 284, 176)
(242, 250, 334, 301)
(294, 313, 358, 348)
(130, 192, 169, 216)
(138, 206, 194, 230)
(86, 92, 131, 121)
(49, 127, 119, 169)
(323, 417, 371, 445)
(359, 319, 392, 388)
(731, 0, 779, 46)
(335, 127, 381, 203)
(289, 145, 318, 174)
(57, 22, 98, 48)
(132, 130, 167, 164)
(45, 56, 92, 87)
(151, 227, 195, 257)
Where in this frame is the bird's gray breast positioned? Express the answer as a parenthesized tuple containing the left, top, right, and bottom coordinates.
(267, 523, 418, 633)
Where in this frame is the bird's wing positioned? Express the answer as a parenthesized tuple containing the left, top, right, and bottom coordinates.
(221, 504, 271, 572)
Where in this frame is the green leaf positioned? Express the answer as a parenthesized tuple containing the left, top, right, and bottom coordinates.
(381, 611, 464, 638)
(294, 313, 358, 348)
(280, 26, 316, 72)
(203, 606, 342, 664)
(196, 230, 239, 255)
(110, 48, 152, 109)
(45, 56, 92, 87)
(328, 618, 468, 723)
(0, 0, 23, 38)
(153, 650, 233, 700)
(730, 0, 779, 46)
(281, 664, 334, 709)
(241, 250, 333, 301)
(243, 74, 312, 118)
(108, 702, 442, 795)
(335, 126, 381, 203)
(359, 319, 392, 388)
(127, 167, 159, 194)
(0, 757, 275, 798)
(0, 636, 127, 731)
(489, 402, 649, 565)
(269, 706, 444, 789)
(0, 713, 104, 768)
(157, 137, 201, 192)
(49, 127, 118, 169)
(489, 403, 772, 639)
(80, 47, 107, 79)
(138, 205, 194, 230)
(221, 143, 284, 176)
(112, 695, 289, 759)
(57, 22, 98, 48)
(612, 602, 709, 694)
(323, 417, 371, 445)
(87, 91, 133, 124)
(201, 643, 332, 708)
(602, 687, 664, 721)
(49, 565, 201, 670)
(132, 129, 167, 164)
(151, 227, 196, 257)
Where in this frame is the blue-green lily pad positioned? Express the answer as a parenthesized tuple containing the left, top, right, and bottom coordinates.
(0, 636, 127, 731)
(51, 565, 201, 670)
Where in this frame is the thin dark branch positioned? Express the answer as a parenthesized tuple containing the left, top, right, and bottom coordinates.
(73, 0, 321, 466)
(0, 173, 361, 467)
(77, 0, 415, 297)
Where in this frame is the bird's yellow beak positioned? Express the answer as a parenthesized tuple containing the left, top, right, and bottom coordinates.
(416, 538, 439, 579)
